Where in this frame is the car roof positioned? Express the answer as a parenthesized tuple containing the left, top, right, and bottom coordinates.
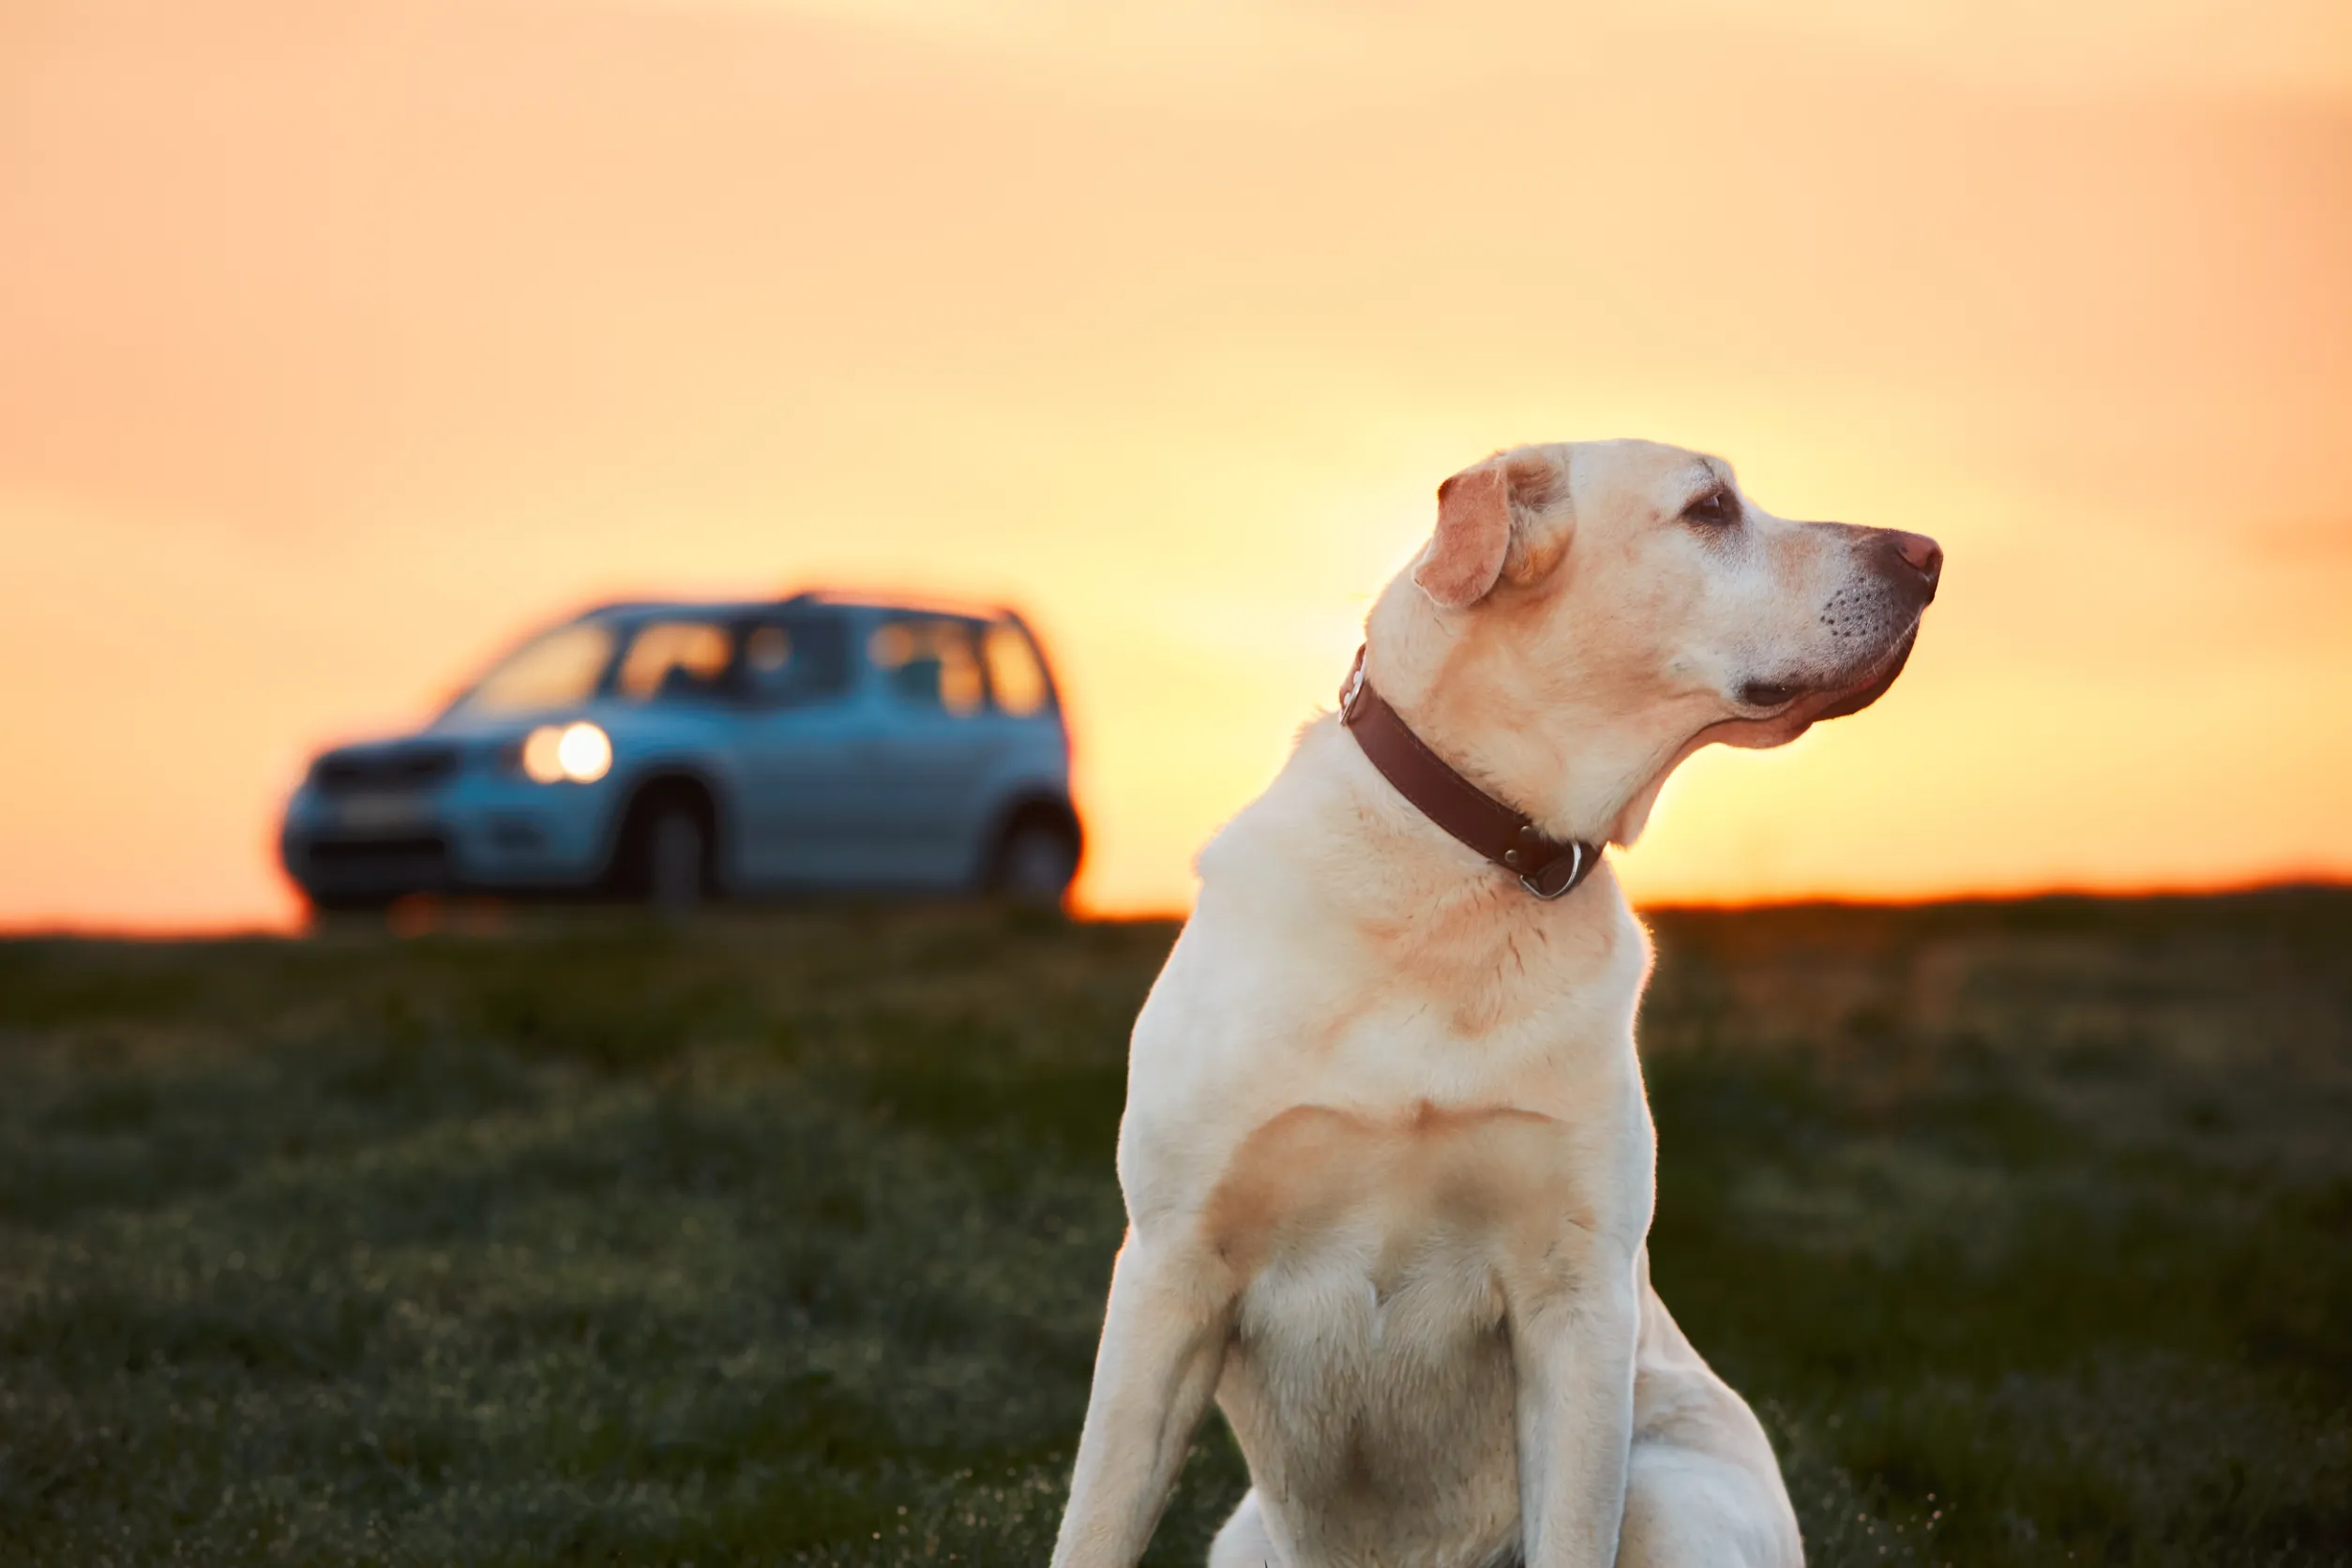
(579, 590, 1019, 623)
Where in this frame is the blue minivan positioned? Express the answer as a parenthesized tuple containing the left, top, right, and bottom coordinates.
(279, 592, 1082, 912)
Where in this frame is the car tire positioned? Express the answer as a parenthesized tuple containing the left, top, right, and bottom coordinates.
(645, 807, 707, 915)
(989, 816, 1079, 907)
(614, 787, 716, 915)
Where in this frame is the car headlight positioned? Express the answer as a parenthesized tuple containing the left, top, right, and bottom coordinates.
(520, 721, 612, 784)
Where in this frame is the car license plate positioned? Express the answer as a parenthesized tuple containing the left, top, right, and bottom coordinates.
(339, 792, 430, 832)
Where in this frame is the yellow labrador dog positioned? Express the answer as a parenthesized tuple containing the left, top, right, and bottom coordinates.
(1050, 440, 1941, 1568)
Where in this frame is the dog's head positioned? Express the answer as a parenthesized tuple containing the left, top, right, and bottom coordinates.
(1366, 439, 1941, 846)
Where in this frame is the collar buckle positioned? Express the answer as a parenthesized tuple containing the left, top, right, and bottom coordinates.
(1339, 652, 1368, 722)
(1517, 842, 1586, 900)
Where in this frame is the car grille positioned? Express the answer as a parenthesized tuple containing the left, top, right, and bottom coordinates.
(312, 745, 463, 793)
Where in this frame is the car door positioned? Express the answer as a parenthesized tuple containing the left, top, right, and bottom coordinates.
(861, 612, 1010, 886)
(727, 607, 884, 887)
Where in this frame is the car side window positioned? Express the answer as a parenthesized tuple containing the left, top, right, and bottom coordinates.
(869, 617, 986, 716)
(614, 620, 735, 703)
(740, 611, 852, 707)
(980, 619, 1054, 716)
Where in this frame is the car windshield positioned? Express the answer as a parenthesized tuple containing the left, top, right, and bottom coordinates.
(445, 606, 855, 719)
(445, 620, 618, 719)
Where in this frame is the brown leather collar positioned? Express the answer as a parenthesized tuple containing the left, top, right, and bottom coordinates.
(1339, 646, 1605, 900)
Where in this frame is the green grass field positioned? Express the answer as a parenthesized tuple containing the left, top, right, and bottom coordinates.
(3, 892, 2347, 1566)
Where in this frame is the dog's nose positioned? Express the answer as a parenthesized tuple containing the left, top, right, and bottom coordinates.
(1890, 530, 1941, 580)
(1883, 530, 1942, 594)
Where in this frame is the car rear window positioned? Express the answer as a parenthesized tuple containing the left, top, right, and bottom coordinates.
(981, 621, 1053, 716)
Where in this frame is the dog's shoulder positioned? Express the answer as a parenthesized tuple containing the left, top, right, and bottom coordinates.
(1116, 753, 1655, 1237)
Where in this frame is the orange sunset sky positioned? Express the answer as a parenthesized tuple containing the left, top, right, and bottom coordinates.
(3, 0, 2348, 927)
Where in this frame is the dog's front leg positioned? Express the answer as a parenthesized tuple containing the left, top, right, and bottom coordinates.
(1510, 1243, 1642, 1568)
(1049, 1229, 1232, 1568)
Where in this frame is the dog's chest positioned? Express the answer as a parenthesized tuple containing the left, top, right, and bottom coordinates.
(1213, 1107, 1546, 1395)
(1202, 1100, 1586, 1285)
(1201, 1102, 1574, 1558)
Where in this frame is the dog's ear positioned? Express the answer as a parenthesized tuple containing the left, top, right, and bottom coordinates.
(1411, 449, 1568, 609)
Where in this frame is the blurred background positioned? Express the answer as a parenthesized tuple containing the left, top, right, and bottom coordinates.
(5, 0, 2348, 927)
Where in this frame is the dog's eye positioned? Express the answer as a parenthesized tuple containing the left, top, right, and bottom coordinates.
(1684, 489, 1741, 527)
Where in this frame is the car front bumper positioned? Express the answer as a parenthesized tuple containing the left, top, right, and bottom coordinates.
(280, 775, 620, 904)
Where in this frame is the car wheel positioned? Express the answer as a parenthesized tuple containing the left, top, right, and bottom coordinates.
(991, 818, 1078, 907)
(643, 805, 708, 916)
